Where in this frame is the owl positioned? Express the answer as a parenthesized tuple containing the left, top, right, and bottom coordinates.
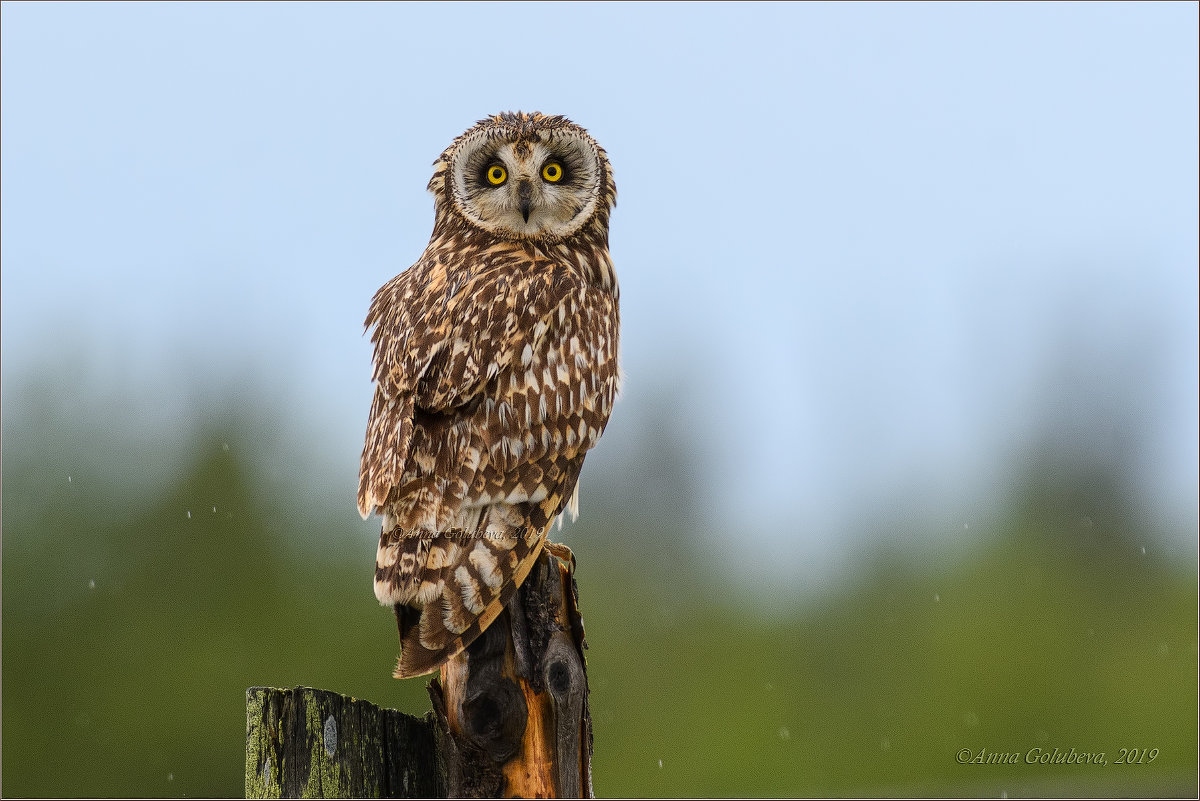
(357, 112, 620, 679)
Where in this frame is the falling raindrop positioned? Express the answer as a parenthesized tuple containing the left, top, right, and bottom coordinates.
(88, 579, 96, 590)
(657, 759, 663, 769)
(68, 475, 73, 483)
(212, 506, 217, 513)
(168, 773, 174, 782)
(186, 510, 192, 519)
(933, 593, 940, 602)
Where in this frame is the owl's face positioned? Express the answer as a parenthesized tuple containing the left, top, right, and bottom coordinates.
(439, 113, 610, 242)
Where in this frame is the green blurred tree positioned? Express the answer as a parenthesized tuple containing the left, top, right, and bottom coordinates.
(2, 363, 1195, 797)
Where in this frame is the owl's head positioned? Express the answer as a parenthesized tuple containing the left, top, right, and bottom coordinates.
(430, 112, 615, 243)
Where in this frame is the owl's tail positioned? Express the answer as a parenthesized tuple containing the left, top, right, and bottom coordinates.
(377, 502, 554, 679)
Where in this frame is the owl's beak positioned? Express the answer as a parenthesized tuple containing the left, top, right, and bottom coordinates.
(517, 180, 533, 223)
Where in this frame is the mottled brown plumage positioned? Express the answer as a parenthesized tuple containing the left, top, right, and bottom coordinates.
(358, 112, 619, 678)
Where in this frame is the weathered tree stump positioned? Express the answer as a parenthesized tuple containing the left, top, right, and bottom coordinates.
(433, 549, 592, 797)
(245, 549, 591, 798)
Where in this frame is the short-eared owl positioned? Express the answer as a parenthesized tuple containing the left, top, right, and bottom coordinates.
(358, 112, 620, 678)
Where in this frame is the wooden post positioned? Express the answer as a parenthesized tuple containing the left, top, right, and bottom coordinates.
(245, 686, 444, 798)
(245, 550, 591, 799)
(432, 549, 592, 798)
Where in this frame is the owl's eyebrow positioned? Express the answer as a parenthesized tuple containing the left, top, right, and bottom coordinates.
(476, 146, 506, 162)
(465, 148, 508, 179)
(544, 147, 585, 174)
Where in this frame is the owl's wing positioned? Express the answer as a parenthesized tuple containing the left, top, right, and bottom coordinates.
(358, 252, 618, 678)
(357, 253, 599, 518)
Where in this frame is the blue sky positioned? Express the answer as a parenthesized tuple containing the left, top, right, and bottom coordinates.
(3, 2, 1197, 586)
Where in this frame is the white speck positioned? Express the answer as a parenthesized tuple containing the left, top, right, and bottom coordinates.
(68, 475, 73, 483)
(1141, 546, 1146, 555)
(186, 510, 192, 519)
(88, 579, 96, 590)
(657, 759, 663, 768)
(934, 593, 940, 602)
(881, 737, 891, 751)
(778, 726, 790, 740)
(963, 523, 969, 530)
(212, 506, 217, 513)
(168, 773, 174, 781)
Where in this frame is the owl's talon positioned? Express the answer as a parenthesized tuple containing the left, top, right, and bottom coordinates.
(544, 540, 576, 572)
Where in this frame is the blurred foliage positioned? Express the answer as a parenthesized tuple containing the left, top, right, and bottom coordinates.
(2, 380, 1196, 798)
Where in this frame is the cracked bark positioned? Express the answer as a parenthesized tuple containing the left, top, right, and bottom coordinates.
(435, 550, 593, 798)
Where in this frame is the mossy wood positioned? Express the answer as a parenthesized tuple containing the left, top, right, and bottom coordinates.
(245, 686, 444, 798)
(245, 550, 592, 799)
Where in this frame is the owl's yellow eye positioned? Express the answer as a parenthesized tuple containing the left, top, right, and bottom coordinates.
(541, 162, 563, 182)
(486, 164, 507, 185)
